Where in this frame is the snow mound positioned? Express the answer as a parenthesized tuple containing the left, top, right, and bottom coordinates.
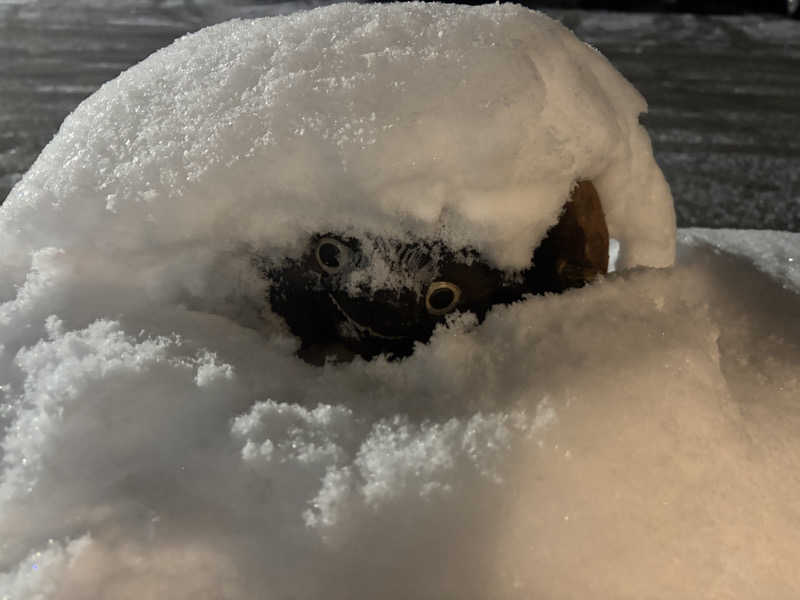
(1, 230, 799, 599)
(1, 1, 673, 283)
(4, 3, 798, 599)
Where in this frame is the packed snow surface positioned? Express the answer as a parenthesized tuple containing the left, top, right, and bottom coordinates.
(1, 3, 798, 599)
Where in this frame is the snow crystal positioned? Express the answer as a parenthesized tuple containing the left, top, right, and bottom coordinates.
(0, 3, 798, 599)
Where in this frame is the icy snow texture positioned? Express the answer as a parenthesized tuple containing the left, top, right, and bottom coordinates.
(0, 3, 798, 599)
(0, 1, 674, 277)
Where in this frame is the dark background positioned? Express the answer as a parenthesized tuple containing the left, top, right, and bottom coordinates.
(1, 0, 799, 230)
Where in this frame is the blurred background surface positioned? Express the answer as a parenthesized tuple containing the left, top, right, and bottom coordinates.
(1, 0, 799, 230)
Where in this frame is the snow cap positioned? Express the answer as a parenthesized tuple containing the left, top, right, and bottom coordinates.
(1, 2, 675, 276)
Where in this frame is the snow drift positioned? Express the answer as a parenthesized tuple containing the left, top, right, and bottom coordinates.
(1, 3, 798, 599)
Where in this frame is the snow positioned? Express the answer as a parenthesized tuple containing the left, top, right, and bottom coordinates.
(0, 1, 674, 277)
(0, 3, 798, 599)
(679, 228, 800, 293)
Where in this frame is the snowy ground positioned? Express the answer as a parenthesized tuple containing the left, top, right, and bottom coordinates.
(0, 3, 799, 599)
(1, 1, 799, 229)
